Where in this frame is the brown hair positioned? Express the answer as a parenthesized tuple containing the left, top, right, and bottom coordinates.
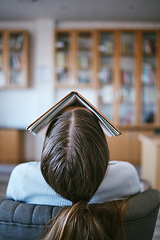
(40, 108, 126, 240)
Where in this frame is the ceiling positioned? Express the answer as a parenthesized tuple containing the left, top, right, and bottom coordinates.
(0, 0, 159, 22)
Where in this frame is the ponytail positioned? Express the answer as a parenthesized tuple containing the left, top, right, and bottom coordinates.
(39, 199, 126, 240)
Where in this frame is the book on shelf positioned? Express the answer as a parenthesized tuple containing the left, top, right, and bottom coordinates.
(78, 55, 90, 69)
(143, 39, 155, 55)
(78, 35, 91, 48)
(10, 71, 24, 85)
(10, 34, 24, 49)
(78, 40, 91, 49)
(10, 52, 22, 70)
(15, 34, 24, 49)
(120, 87, 135, 104)
(27, 91, 121, 137)
(142, 63, 155, 84)
(120, 111, 133, 125)
(121, 42, 134, 54)
(142, 85, 155, 104)
(56, 40, 69, 48)
(56, 52, 69, 68)
(77, 70, 91, 84)
(57, 69, 69, 83)
(99, 67, 113, 84)
(99, 40, 113, 54)
(121, 70, 132, 85)
(100, 85, 114, 104)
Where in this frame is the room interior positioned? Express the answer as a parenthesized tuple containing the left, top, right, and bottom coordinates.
(0, 0, 159, 181)
(0, 0, 160, 188)
(0, 0, 160, 239)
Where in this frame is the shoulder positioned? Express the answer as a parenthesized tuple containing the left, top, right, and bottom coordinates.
(90, 161, 141, 203)
(107, 160, 141, 197)
(107, 160, 140, 185)
(6, 161, 73, 206)
(109, 160, 137, 169)
(108, 160, 139, 176)
(8, 161, 41, 183)
(6, 162, 41, 199)
(10, 161, 40, 172)
(8, 161, 40, 180)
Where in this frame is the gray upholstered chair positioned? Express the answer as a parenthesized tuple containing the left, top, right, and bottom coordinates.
(0, 189, 159, 240)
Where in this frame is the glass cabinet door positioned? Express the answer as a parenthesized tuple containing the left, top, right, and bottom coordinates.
(76, 32, 93, 85)
(98, 32, 114, 122)
(0, 33, 5, 87)
(141, 32, 156, 124)
(119, 32, 136, 125)
(55, 32, 71, 85)
(9, 32, 26, 87)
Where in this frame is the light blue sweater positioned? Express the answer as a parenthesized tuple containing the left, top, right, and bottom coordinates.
(6, 161, 141, 206)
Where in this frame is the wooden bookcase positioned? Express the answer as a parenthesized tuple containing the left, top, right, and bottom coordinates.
(97, 29, 160, 129)
(54, 29, 97, 88)
(54, 29, 160, 165)
(55, 29, 160, 128)
(0, 30, 29, 89)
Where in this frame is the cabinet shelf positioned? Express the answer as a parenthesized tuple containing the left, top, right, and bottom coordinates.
(0, 30, 29, 89)
(78, 67, 91, 71)
(55, 30, 96, 87)
(78, 47, 91, 51)
(143, 53, 156, 57)
(121, 83, 134, 87)
(56, 48, 69, 52)
(10, 68, 24, 71)
(10, 47, 22, 51)
(120, 100, 135, 104)
(99, 52, 113, 56)
(121, 53, 135, 57)
(56, 67, 69, 71)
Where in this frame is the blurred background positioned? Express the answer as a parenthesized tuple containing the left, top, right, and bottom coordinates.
(0, 0, 160, 204)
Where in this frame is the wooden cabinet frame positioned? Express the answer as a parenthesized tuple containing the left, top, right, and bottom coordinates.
(0, 30, 29, 89)
(54, 29, 97, 88)
(54, 28, 160, 130)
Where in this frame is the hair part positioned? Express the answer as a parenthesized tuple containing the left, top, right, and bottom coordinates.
(41, 108, 109, 203)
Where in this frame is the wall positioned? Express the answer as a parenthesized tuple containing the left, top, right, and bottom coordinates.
(56, 21, 160, 29)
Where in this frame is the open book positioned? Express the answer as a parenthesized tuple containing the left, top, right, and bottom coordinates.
(27, 91, 121, 137)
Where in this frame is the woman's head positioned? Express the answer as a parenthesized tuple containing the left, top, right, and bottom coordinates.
(39, 108, 126, 240)
(41, 107, 109, 203)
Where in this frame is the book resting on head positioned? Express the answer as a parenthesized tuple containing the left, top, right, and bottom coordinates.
(27, 91, 121, 137)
